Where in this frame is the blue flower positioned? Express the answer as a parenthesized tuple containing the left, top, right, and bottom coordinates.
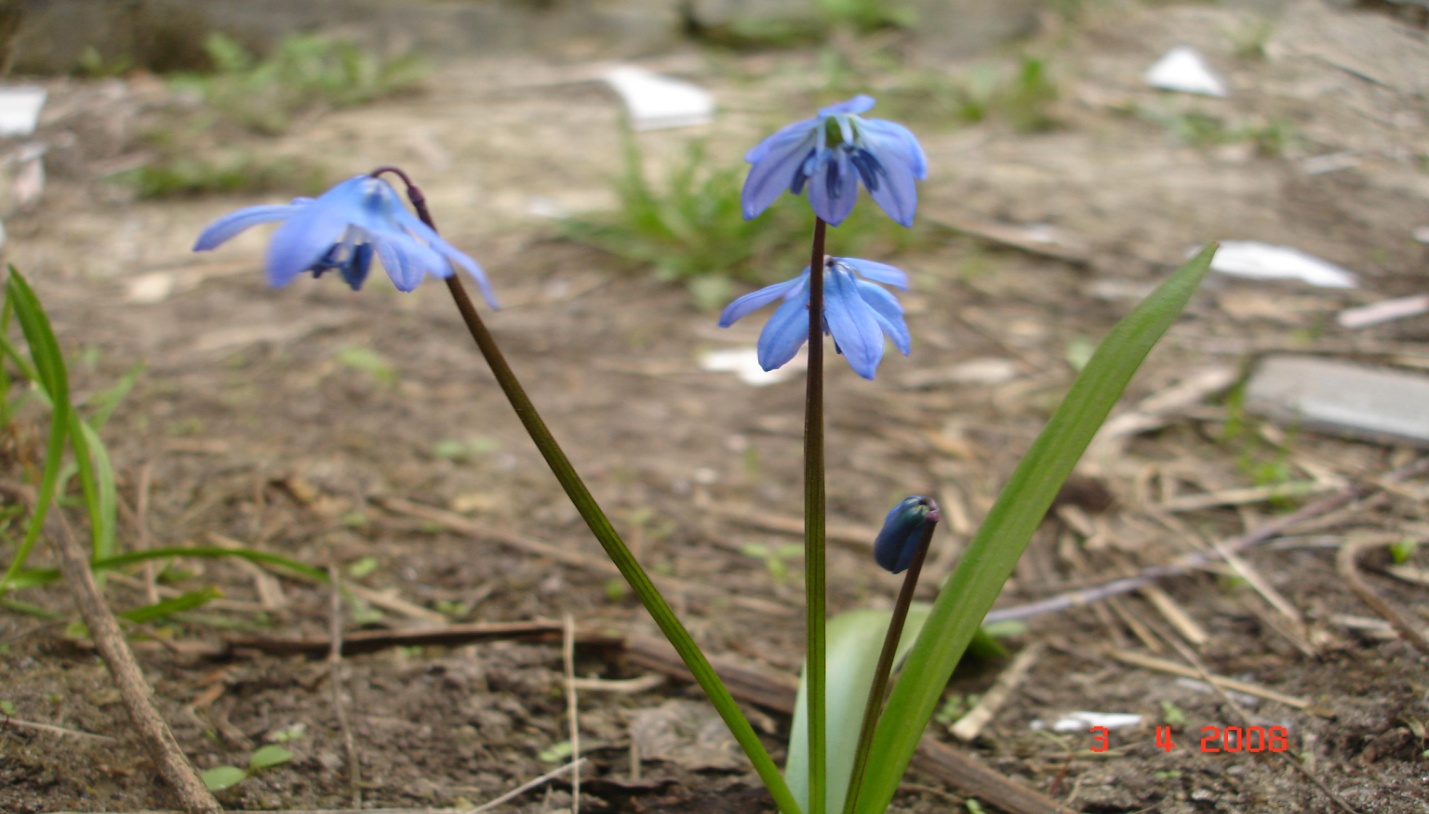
(717, 256, 911, 380)
(742, 95, 927, 227)
(192, 174, 498, 304)
(873, 496, 939, 574)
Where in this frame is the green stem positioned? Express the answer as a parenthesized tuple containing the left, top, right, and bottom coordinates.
(804, 217, 828, 814)
(389, 172, 802, 814)
(841, 504, 938, 814)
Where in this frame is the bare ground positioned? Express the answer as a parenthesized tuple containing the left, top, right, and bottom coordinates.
(2, 2, 1428, 813)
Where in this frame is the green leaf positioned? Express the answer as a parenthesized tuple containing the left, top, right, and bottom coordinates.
(786, 605, 931, 814)
(335, 346, 396, 386)
(0, 269, 72, 597)
(854, 244, 1215, 813)
(248, 744, 294, 771)
(119, 587, 222, 624)
(538, 740, 573, 763)
(201, 766, 248, 792)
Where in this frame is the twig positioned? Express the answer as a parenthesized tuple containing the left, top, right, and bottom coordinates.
(327, 564, 362, 809)
(374, 495, 793, 617)
(986, 459, 1429, 625)
(950, 642, 1044, 742)
(46, 509, 221, 814)
(466, 759, 588, 814)
(1336, 539, 1429, 657)
(563, 614, 581, 814)
(0, 714, 118, 743)
(136, 460, 159, 604)
(1105, 648, 1323, 713)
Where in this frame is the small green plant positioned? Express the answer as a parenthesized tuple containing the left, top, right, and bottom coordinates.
(335, 345, 397, 387)
(816, 0, 917, 33)
(933, 693, 980, 726)
(740, 542, 805, 583)
(114, 153, 329, 199)
(1159, 700, 1187, 727)
(1002, 56, 1060, 133)
(1390, 538, 1419, 565)
(76, 46, 135, 78)
(1231, 18, 1277, 61)
(202, 744, 294, 792)
(172, 33, 428, 135)
(563, 137, 916, 310)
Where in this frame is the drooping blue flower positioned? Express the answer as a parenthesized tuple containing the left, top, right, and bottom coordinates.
(192, 174, 498, 304)
(873, 495, 939, 574)
(717, 256, 911, 380)
(742, 95, 927, 227)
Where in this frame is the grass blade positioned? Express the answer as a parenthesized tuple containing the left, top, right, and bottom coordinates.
(119, 586, 223, 624)
(0, 269, 72, 596)
(854, 244, 1215, 813)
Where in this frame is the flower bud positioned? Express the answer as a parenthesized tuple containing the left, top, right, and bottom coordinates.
(873, 495, 939, 574)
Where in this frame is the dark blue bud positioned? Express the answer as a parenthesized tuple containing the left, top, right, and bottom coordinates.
(873, 495, 939, 574)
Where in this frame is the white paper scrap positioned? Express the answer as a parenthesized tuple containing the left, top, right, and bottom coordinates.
(699, 347, 801, 387)
(0, 87, 47, 137)
(1046, 711, 1144, 733)
(1144, 46, 1228, 97)
(604, 66, 714, 131)
(1209, 241, 1357, 289)
(1414, 226, 1429, 245)
(1338, 295, 1429, 329)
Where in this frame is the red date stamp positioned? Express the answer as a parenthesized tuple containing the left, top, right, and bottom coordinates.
(1090, 725, 1290, 753)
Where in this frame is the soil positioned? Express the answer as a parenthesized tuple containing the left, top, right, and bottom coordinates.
(3, 2, 1429, 813)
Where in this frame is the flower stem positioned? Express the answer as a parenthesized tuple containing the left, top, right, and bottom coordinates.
(388, 171, 803, 814)
(842, 501, 939, 814)
(804, 217, 828, 814)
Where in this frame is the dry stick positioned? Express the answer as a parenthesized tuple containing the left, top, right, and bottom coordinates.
(0, 715, 118, 743)
(1104, 649, 1320, 712)
(1336, 539, 1429, 657)
(467, 759, 588, 814)
(327, 564, 362, 808)
(949, 642, 1045, 743)
(45, 509, 221, 814)
(563, 614, 581, 814)
(374, 495, 792, 617)
(985, 459, 1429, 626)
(136, 460, 160, 604)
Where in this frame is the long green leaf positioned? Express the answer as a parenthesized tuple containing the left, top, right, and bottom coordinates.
(0, 269, 72, 596)
(15, 547, 328, 586)
(787, 605, 931, 814)
(120, 586, 223, 623)
(855, 244, 1215, 813)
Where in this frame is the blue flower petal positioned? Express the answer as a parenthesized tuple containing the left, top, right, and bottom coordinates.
(839, 257, 908, 289)
(807, 149, 858, 226)
(861, 119, 928, 180)
(823, 266, 885, 379)
(193, 205, 295, 251)
(391, 207, 500, 308)
(819, 95, 876, 117)
(342, 243, 374, 291)
(860, 142, 920, 227)
(856, 280, 911, 356)
(745, 115, 818, 164)
(266, 198, 356, 287)
(757, 291, 812, 372)
(718, 271, 809, 327)
(743, 130, 817, 220)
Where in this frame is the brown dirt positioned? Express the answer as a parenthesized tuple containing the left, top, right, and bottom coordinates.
(2, 2, 1428, 813)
